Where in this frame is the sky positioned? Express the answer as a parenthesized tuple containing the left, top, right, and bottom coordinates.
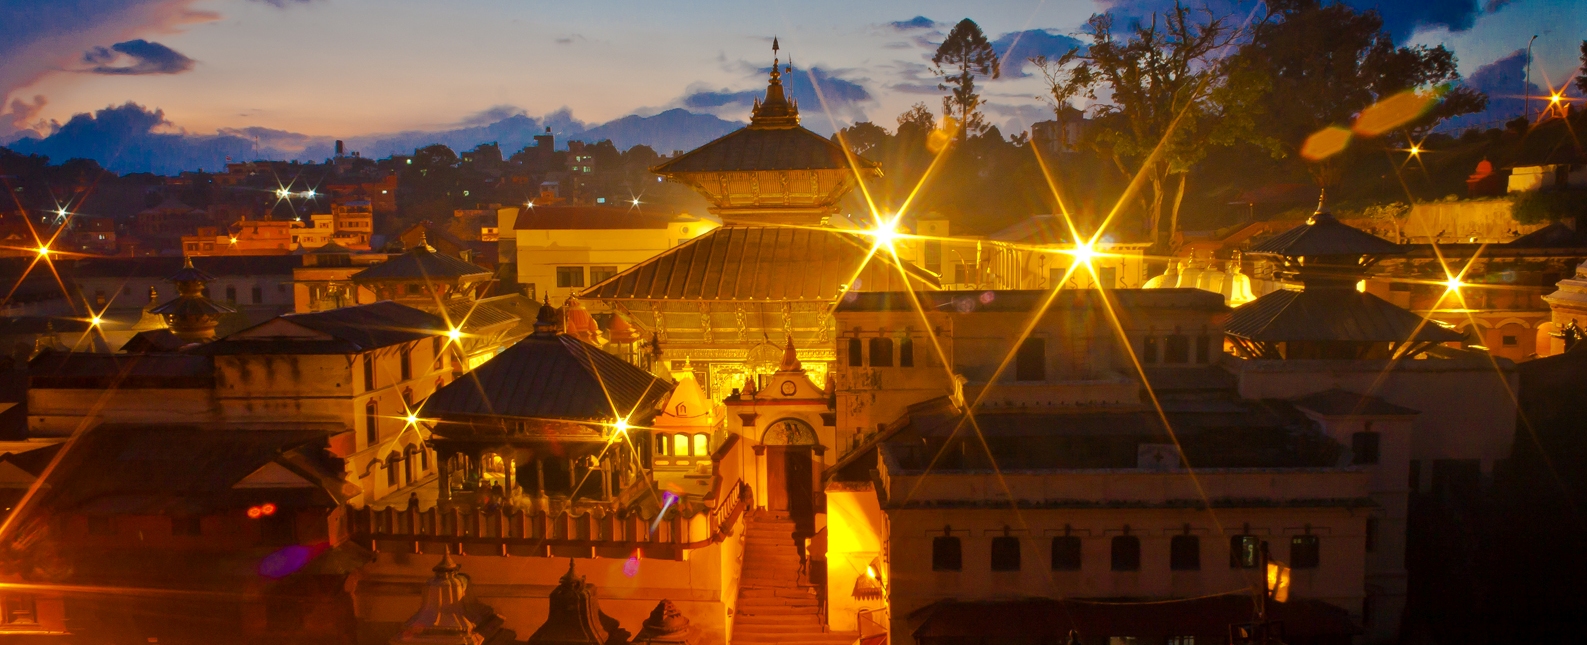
(1, 0, 1584, 168)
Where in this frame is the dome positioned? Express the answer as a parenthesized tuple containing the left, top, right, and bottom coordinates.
(1142, 260, 1182, 290)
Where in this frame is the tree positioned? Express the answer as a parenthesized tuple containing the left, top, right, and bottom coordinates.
(1240, 0, 1485, 186)
(1578, 40, 1587, 95)
(896, 103, 936, 139)
(932, 19, 1000, 141)
(834, 122, 890, 156)
(1075, 2, 1272, 249)
(1032, 49, 1086, 150)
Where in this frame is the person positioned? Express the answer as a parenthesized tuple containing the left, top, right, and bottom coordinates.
(407, 491, 420, 511)
(792, 529, 810, 578)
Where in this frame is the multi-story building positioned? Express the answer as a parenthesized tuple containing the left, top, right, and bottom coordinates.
(507, 205, 716, 303)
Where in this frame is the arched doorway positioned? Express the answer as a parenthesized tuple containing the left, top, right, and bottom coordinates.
(763, 418, 819, 530)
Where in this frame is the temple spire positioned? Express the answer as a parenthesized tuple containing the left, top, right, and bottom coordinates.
(749, 36, 798, 129)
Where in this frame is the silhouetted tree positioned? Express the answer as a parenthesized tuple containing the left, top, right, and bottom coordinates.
(932, 19, 1000, 141)
(1578, 40, 1587, 95)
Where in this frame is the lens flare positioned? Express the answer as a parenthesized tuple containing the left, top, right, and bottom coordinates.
(89, 316, 102, 326)
(35, 246, 49, 258)
(448, 328, 462, 341)
(623, 550, 642, 577)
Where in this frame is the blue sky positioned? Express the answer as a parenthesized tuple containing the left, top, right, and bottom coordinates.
(1, 0, 1583, 155)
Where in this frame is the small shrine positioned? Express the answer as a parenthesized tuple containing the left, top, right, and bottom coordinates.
(525, 560, 629, 645)
(149, 256, 235, 342)
(630, 600, 699, 645)
(389, 554, 514, 645)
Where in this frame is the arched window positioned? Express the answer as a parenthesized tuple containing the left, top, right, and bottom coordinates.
(847, 337, 863, 367)
(693, 434, 709, 457)
(656, 435, 670, 456)
(400, 346, 413, 381)
(899, 336, 915, 367)
(420, 446, 429, 471)
(673, 434, 690, 456)
(385, 455, 399, 486)
(364, 400, 378, 445)
(868, 337, 893, 367)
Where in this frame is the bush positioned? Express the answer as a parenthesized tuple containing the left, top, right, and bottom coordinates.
(1511, 189, 1587, 225)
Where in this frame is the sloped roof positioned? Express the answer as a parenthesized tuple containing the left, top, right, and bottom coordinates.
(351, 245, 491, 283)
(194, 301, 445, 355)
(836, 288, 1228, 314)
(1248, 211, 1403, 257)
(581, 226, 937, 301)
(120, 329, 188, 353)
(1223, 288, 1463, 343)
(29, 351, 214, 388)
(148, 293, 236, 317)
(651, 125, 878, 174)
(68, 255, 302, 279)
(1293, 388, 1420, 417)
(422, 333, 672, 423)
(28, 424, 345, 516)
(443, 297, 519, 333)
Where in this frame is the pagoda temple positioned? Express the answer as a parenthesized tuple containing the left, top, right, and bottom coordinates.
(149, 256, 236, 342)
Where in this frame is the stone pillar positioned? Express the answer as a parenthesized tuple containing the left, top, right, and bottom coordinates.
(437, 452, 452, 503)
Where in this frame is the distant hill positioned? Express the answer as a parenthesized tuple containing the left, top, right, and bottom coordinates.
(573, 108, 741, 155)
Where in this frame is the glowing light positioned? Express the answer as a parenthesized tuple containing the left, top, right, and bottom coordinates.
(866, 565, 878, 579)
(229, 237, 239, 244)
(35, 246, 49, 258)
(1069, 242, 1097, 265)
(1443, 277, 1464, 292)
(613, 418, 630, 436)
(405, 413, 419, 426)
(447, 328, 462, 341)
(867, 217, 901, 250)
(260, 502, 277, 516)
(1407, 144, 1421, 158)
(525, 200, 535, 209)
(1550, 93, 1564, 106)
(55, 207, 68, 218)
(246, 507, 263, 519)
(276, 188, 291, 199)
(303, 189, 317, 198)
(631, 198, 641, 206)
(623, 550, 641, 577)
(89, 316, 102, 326)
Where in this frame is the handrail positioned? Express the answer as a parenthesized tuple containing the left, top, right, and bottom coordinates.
(684, 479, 751, 549)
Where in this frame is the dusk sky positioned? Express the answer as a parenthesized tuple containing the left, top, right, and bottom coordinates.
(3, 0, 1585, 158)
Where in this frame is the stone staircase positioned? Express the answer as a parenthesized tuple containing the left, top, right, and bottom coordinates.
(732, 512, 857, 645)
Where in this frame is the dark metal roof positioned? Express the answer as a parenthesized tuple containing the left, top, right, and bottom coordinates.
(836, 288, 1229, 314)
(1248, 211, 1403, 257)
(910, 595, 1359, 643)
(651, 125, 878, 174)
(148, 294, 236, 317)
(1293, 388, 1420, 417)
(120, 329, 188, 353)
(422, 334, 672, 423)
(443, 297, 519, 332)
(196, 301, 445, 355)
(581, 226, 938, 301)
(28, 424, 345, 515)
(29, 351, 214, 388)
(1223, 288, 1464, 343)
(350, 246, 491, 283)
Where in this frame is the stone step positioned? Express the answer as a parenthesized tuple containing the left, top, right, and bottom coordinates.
(731, 631, 859, 645)
(739, 586, 820, 599)
(733, 614, 824, 626)
(737, 598, 819, 609)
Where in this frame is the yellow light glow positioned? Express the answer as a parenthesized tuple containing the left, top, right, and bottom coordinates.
(868, 218, 900, 249)
(1408, 145, 1421, 157)
(1551, 93, 1564, 105)
(89, 316, 102, 326)
(405, 414, 419, 426)
(866, 565, 877, 579)
(631, 198, 641, 206)
(35, 246, 49, 258)
(276, 188, 290, 199)
(447, 328, 462, 341)
(1443, 277, 1463, 291)
(228, 237, 238, 244)
(1070, 242, 1097, 265)
(525, 201, 535, 209)
(55, 208, 67, 218)
(613, 418, 630, 435)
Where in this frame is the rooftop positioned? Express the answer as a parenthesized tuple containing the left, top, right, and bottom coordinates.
(1248, 209, 1403, 258)
(194, 301, 445, 355)
(1223, 288, 1463, 344)
(514, 206, 696, 231)
(836, 288, 1229, 314)
(421, 333, 672, 424)
(351, 243, 491, 283)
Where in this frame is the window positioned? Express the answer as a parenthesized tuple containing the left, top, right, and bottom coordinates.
(869, 338, 893, 367)
(225, 285, 237, 302)
(94, 289, 106, 305)
(673, 434, 690, 457)
(1352, 431, 1381, 465)
(525, 283, 536, 301)
(589, 266, 618, 284)
(1195, 335, 1212, 363)
(1230, 535, 1260, 568)
(1366, 518, 1379, 553)
(923, 240, 942, 273)
(365, 400, 379, 445)
(1290, 535, 1320, 569)
(400, 347, 413, 381)
(932, 536, 962, 571)
(172, 515, 202, 536)
(1502, 335, 1517, 346)
(2, 595, 37, 625)
(1096, 265, 1117, 289)
(899, 337, 915, 367)
(1165, 334, 1190, 363)
(406, 283, 424, 295)
(1167, 638, 1195, 645)
(556, 266, 585, 288)
(847, 338, 863, 367)
(1143, 336, 1159, 363)
(278, 283, 287, 294)
(251, 285, 263, 304)
(991, 536, 1021, 571)
(1170, 535, 1201, 570)
(693, 434, 709, 457)
(954, 264, 970, 285)
(656, 435, 670, 456)
(363, 354, 375, 390)
(433, 337, 443, 370)
(420, 447, 429, 471)
(1051, 536, 1081, 571)
(87, 516, 113, 536)
(1111, 535, 1141, 571)
(1015, 338, 1046, 381)
(386, 457, 399, 486)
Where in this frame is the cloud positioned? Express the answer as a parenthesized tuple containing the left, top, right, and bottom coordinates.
(456, 104, 527, 127)
(4, 102, 261, 174)
(1095, 0, 1513, 42)
(990, 29, 1084, 78)
(0, 94, 50, 142)
(888, 16, 937, 31)
(247, 0, 319, 7)
(83, 39, 195, 75)
(554, 34, 586, 45)
(0, 1, 216, 106)
(1436, 49, 1539, 132)
(674, 65, 876, 133)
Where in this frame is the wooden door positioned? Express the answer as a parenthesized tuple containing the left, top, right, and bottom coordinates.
(785, 446, 815, 533)
(766, 446, 788, 512)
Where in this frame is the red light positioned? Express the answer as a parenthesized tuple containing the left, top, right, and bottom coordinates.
(247, 507, 263, 519)
(260, 503, 277, 516)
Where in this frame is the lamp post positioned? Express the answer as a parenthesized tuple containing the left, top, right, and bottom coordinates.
(1525, 35, 1538, 121)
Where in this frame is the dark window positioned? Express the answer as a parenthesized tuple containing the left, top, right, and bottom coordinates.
(363, 354, 375, 390)
(1409, 460, 1422, 492)
(261, 513, 296, 544)
(1501, 335, 1518, 346)
(847, 338, 863, 367)
(2, 594, 37, 625)
(1352, 432, 1381, 465)
(172, 515, 202, 536)
(87, 516, 113, 536)
(365, 400, 378, 445)
(406, 283, 424, 296)
(1165, 334, 1190, 363)
(1366, 518, 1379, 553)
(386, 458, 399, 486)
(1143, 336, 1159, 363)
(1195, 335, 1212, 363)
(251, 285, 263, 304)
(1015, 338, 1046, 381)
(225, 285, 237, 302)
(869, 338, 893, 367)
(1051, 536, 1081, 571)
(1111, 535, 1141, 571)
(991, 536, 1021, 571)
(899, 337, 915, 367)
(400, 347, 413, 381)
(1230, 535, 1260, 568)
(1170, 535, 1201, 570)
(556, 266, 584, 288)
(932, 536, 962, 571)
(1290, 535, 1320, 569)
